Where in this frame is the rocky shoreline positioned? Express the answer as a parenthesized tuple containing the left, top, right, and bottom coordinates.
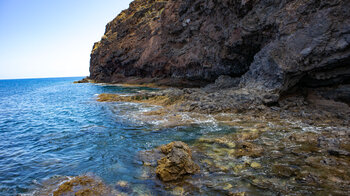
(66, 0, 350, 194)
(95, 75, 350, 125)
(89, 79, 350, 195)
(33, 76, 349, 195)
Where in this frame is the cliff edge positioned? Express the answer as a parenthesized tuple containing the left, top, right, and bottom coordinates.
(90, 0, 350, 96)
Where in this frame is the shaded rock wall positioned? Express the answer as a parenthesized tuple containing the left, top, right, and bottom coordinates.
(90, 0, 350, 92)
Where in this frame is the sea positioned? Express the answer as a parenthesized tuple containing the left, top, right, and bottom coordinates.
(0, 77, 223, 195)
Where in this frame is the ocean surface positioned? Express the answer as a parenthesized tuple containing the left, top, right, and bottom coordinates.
(0, 77, 225, 195)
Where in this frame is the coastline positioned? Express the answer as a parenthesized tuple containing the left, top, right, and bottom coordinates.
(89, 80, 350, 195)
(66, 0, 350, 192)
(3, 0, 349, 194)
(13, 78, 348, 195)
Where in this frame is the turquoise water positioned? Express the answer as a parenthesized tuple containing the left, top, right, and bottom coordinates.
(0, 77, 224, 195)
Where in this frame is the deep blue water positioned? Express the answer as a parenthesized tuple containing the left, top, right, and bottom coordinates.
(0, 77, 225, 195)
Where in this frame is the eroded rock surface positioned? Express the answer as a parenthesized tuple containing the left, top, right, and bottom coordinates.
(85, 1, 350, 194)
(90, 0, 350, 94)
(156, 141, 199, 181)
(137, 120, 350, 195)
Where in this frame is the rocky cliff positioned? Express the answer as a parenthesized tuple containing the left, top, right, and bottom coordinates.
(90, 0, 350, 93)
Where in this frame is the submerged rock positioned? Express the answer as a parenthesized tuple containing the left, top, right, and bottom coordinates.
(250, 162, 261, 169)
(34, 175, 120, 196)
(233, 142, 264, 158)
(156, 141, 199, 182)
(271, 164, 298, 178)
(191, 124, 350, 195)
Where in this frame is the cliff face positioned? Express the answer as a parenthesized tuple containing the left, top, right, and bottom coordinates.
(90, 0, 350, 92)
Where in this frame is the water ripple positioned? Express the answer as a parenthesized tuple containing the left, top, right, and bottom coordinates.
(0, 77, 228, 195)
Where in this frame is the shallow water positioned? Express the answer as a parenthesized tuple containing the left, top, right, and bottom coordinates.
(0, 77, 232, 195)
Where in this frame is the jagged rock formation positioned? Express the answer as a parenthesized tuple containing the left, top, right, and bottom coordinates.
(156, 141, 199, 181)
(90, 0, 350, 93)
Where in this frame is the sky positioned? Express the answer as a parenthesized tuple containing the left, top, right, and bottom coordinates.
(0, 0, 132, 79)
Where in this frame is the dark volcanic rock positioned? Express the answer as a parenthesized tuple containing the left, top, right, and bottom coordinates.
(73, 77, 91, 83)
(90, 0, 350, 93)
(240, 0, 350, 93)
(203, 75, 240, 92)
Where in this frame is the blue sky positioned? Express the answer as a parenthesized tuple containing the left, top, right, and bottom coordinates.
(0, 0, 132, 79)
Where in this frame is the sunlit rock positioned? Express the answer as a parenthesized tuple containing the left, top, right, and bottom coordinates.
(156, 141, 199, 182)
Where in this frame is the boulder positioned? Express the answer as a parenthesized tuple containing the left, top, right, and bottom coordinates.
(156, 141, 199, 182)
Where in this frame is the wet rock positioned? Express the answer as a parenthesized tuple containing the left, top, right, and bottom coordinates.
(250, 162, 261, 169)
(228, 192, 247, 196)
(197, 137, 236, 148)
(293, 155, 350, 194)
(233, 142, 264, 158)
(328, 148, 350, 157)
(271, 164, 298, 178)
(172, 186, 185, 196)
(295, 170, 320, 186)
(36, 175, 120, 196)
(233, 130, 260, 142)
(116, 180, 128, 188)
(288, 132, 318, 145)
(97, 92, 184, 108)
(223, 183, 233, 190)
(156, 141, 200, 182)
(115, 180, 132, 194)
(139, 148, 164, 167)
(189, 120, 350, 194)
(341, 141, 350, 154)
(317, 134, 350, 157)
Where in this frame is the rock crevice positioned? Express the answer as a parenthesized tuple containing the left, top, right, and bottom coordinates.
(89, 0, 350, 98)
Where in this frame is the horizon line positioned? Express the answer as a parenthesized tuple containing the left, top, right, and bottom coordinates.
(0, 76, 87, 80)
